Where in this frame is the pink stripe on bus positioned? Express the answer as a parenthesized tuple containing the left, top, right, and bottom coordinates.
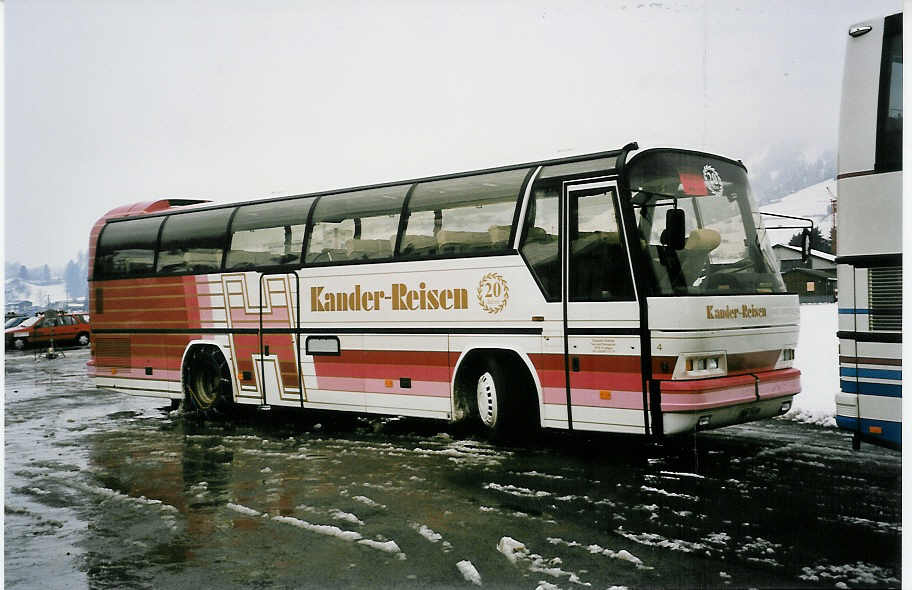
(363, 378, 450, 397)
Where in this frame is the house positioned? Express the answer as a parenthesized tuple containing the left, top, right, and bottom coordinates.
(772, 244, 836, 272)
(772, 244, 837, 302)
(781, 267, 837, 302)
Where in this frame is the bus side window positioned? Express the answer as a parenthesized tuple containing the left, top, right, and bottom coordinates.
(519, 186, 560, 300)
(405, 168, 529, 257)
(305, 186, 408, 264)
(156, 208, 233, 274)
(95, 217, 163, 280)
(226, 198, 313, 269)
(569, 190, 634, 301)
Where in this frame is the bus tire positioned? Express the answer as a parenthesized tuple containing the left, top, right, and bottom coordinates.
(76, 332, 90, 347)
(13, 338, 26, 350)
(183, 346, 233, 414)
(470, 354, 537, 439)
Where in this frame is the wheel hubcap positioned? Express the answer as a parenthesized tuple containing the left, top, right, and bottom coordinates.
(476, 372, 497, 427)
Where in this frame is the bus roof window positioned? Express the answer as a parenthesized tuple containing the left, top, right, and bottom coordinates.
(156, 208, 233, 274)
(405, 169, 528, 256)
(306, 186, 409, 264)
(95, 216, 164, 279)
(226, 197, 315, 270)
(537, 157, 616, 181)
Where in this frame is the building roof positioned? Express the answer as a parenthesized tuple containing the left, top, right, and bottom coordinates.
(772, 243, 836, 262)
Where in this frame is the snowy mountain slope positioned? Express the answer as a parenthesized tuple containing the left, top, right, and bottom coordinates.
(5, 278, 69, 305)
(758, 179, 836, 247)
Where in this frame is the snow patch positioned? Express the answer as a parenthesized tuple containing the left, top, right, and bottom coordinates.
(410, 522, 443, 543)
(512, 470, 565, 480)
(640, 486, 697, 501)
(497, 537, 592, 585)
(352, 495, 386, 509)
(659, 471, 705, 480)
(329, 509, 364, 526)
(227, 503, 262, 517)
(615, 529, 708, 554)
(782, 303, 839, 424)
(548, 537, 650, 570)
(357, 538, 406, 559)
(272, 515, 363, 542)
(456, 560, 482, 586)
(484, 482, 552, 498)
(799, 561, 899, 586)
(836, 515, 902, 534)
(497, 537, 527, 564)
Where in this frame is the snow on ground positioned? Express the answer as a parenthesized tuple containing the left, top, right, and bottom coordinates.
(784, 303, 839, 427)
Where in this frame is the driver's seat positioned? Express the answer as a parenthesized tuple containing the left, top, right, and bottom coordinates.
(680, 228, 721, 284)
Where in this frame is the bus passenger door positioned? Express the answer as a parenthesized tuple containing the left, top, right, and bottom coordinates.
(562, 181, 643, 433)
(255, 272, 305, 406)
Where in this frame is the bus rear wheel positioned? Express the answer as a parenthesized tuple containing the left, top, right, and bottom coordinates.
(183, 346, 233, 414)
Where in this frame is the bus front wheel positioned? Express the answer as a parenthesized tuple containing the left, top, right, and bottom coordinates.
(471, 355, 537, 439)
(183, 346, 233, 413)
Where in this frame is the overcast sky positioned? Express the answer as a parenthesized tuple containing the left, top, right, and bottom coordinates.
(4, 0, 901, 269)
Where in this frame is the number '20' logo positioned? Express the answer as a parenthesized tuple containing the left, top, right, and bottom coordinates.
(476, 273, 509, 314)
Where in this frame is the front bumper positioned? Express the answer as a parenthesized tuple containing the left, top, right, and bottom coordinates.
(659, 368, 800, 434)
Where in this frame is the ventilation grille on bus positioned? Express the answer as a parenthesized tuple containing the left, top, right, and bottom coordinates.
(95, 336, 132, 368)
(869, 266, 902, 331)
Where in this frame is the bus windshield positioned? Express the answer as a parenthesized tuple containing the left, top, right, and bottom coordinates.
(626, 150, 785, 296)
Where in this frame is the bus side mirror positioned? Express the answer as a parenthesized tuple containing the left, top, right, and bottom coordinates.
(665, 208, 686, 250)
(801, 228, 811, 262)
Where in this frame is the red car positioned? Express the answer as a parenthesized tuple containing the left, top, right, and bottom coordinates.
(5, 313, 91, 350)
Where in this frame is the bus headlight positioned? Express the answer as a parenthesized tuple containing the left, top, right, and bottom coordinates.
(775, 348, 796, 369)
(684, 353, 726, 377)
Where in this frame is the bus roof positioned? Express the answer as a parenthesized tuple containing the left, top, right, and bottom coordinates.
(99, 147, 627, 223)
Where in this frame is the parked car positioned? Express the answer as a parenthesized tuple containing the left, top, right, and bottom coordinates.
(5, 312, 91, 350)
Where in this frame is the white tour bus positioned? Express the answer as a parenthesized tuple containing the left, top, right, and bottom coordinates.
(835, 12, 902, 450)
(88, 144, 801, 439)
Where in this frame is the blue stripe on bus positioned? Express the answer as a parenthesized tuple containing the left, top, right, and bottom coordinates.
(838, 308, 870, 314)
(839, 367, 903, 380)
(840, 380, 903, 397)
(835, 416, 901, 447)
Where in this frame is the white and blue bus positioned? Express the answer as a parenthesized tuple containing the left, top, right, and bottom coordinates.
(835, 11, 902, 450)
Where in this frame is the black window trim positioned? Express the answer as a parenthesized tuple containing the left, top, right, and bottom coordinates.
(874, 12, 902, 173)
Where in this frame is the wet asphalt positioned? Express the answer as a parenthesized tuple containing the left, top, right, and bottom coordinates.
(4, 348, 901, 589)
